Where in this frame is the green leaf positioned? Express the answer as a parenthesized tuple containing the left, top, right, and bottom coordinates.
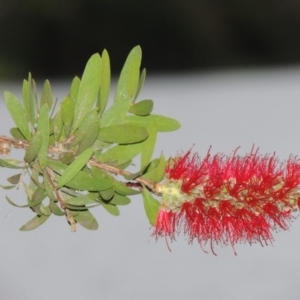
(70, 76, 80, 101)
(40, 203, 52, 216)
(97, 143, 142, 166)
(125, 114, 181, 132)
(114, 46, 141, 103)
(61, 152, 75, 165)
(101, 202, 120, 216)
(24, 131, 42, 163)
(57, 147, 94, 188)
(142, 187, 160, 226)
(19, 214, 50, 231)
(22, 76, 35, 126)
(23, 182, 34, 201)
(98, 124, 148, 144)
(74, 210, 99, 230)
(76, 121, 100, 155)
(10, 127, 26, 140)
(113, 179, 140, 195)
(50, 202, 65, 216)
(6, 173, 21, 184)
(6, 195, 44, 208)
(64, 195, 95, 206)
(61, 96, 75, 137)
(43, 173, 56, 201)
(129, 99, 153, 116)
(0, 184, 15, 190)
(52, 106, 63, 141)
(110, 193, 131, 205)
(70, 109, 99, 147)
(40, 80, 53, 110)
(133, 68, 146, 102)
(99, 46, 142, 127)
(72, 53, 101, 131)
(142, 155, 166, 183)
(4, 91, 31, 140)
(99, 186, 114, 200)
(37, 104, 50, 169)
(47, 159, 113, 191)
(98, 49, 111, 117)
(141, 122, 157, 168)
(32, 186, 47, 202)
(0, 158, 24, 169)
(123, 165, 147, 180)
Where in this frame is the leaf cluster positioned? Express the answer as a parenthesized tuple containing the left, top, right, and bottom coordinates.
(1, 46, 180, 231)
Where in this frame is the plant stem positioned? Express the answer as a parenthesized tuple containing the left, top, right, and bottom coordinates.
(0, 135, 159, 193)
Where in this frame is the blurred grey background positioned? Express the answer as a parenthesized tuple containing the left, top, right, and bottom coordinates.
(1, 2, 300, 300)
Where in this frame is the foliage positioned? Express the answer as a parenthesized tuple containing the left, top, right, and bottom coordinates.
(1, 46, 180, 231)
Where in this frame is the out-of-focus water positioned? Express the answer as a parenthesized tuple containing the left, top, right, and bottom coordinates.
(1, 68, 300, 300)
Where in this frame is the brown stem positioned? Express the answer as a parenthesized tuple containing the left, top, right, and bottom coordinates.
(0, 135, 160, 194)
(45, 167, 77, 232)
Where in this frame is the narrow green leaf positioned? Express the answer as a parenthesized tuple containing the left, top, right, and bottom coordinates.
(40, 80, 53, 110)
(0, 158, 24, 169)
(142, 187, 160, 226)
(98, 124, 148, 144)
(99, 98, 130, 127)
(141, 122, 157, 168)
(64, 195, 95, 206)
(6, 195, 43, 208)
(43, 173, 56, 201)
(133, 68, 146, 102)
(70, 76, 81, 101)
(74, 210, 99, 230)
(97, 143, 142, 166)
(101, 202, 120, 216)
(99, 46, 141, 127)
(37, 104, 50, 169)
(129, 99, 153, 116)
(0, 184, 15, 190)
(24, 131, 42, 163)
(72, 53, 101, 131)
(52, 106, 63, 141)
(142, 155, 166, 183)
(99, 187, 114, 201)
(113, 179, 140, 195)
(50, 201, 65, 216)
(70, 109, 99, 147)
(22, 77, 35, 126)
(76, 121, 100, 155)
(98, 49, 111, 117)
(110, 193, 131, 205)
(57, 147, 94, 188)
(40, 204, 52, 216)
(89, 166, 113, 185)
(19, 214, 50, 231)
(10, 127, 26, 140)
(61, 96, 74, 137)
(125, 114, 181, 132)
(123, 165, 147, 180)
(31, 77, 39, 116)
(114, 46, 141, 103)
(61, 152, 75, 165)
(23, 182, 34, 201)
(4, 91, 31, 140)
(32, 186, 47, 202)
(47, 159, 113, 191)
(6, 173, 21, 185)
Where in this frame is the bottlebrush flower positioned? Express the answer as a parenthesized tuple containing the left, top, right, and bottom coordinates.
(155, 148, 300, 254)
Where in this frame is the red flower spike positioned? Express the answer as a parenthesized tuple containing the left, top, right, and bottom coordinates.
(154, 148, 300, 254)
